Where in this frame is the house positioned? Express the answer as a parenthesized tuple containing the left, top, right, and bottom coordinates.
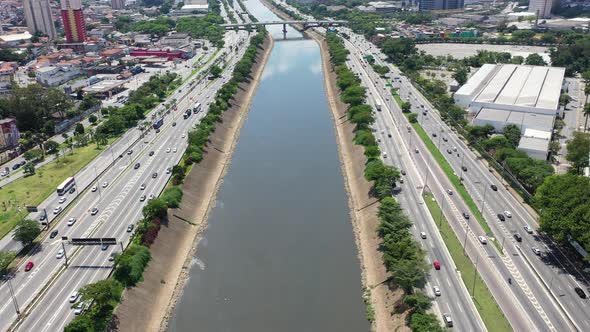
(0, 117, 20, 150)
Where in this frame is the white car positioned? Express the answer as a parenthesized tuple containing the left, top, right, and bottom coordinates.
(478, 236, 487, 244)
(102, 181, 108, 188)
(181, 133, 186, 138)
(377, 137, 381, 142)
(420, 232, 427, 239)
(67, 217, 77, 226)
(140, 183, 146, 190)
(166, 148, 171, 153)
(524, 225, 534, 234)
(91, 207, 99, 215)
(173, 148, 177, 153)
(446, 189, 453, 195)
(73, 302, 87, 315)
(148, 194, 155, 200)
(53, 206, 63, 215)
(504, 211, 512, 218)
(382, 152, 387, 158)
(69, 292, 79, 303)
(91, 186, 97, 192)
(532, 247, 541, 255)
(56, 249, 65, 259)
(58, 197, 67, 204)
(166, 168, 171, 174)
(140, 195, 146, 202)
(433, 286, 441, 296)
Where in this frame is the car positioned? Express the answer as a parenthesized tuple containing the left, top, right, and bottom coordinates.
(39, 214, 46, 221)
(442, 137, 448, 142)
(24, 261, 34, 272)
(575, 287, 587, 299)
(415, 148, 419, 153)
(67, 217, 77, 226)
(102, 181, 108, 188)
(387, 133, 392, 138)
(433, 286, 441, 296)
(166, 168, 171, 174)
(53, 206, 63, 214)
(127, 150, 133, 155)
(514, 233, 522, 242)
(91, 207, 99, 215)
(148, 194, 155, 200)
(181, 133, 186, 138)
(134, 163, 141, 169)
(491, 184, 498, 191)
(432, 133, 437, 137)
(12, 164, 19, 170)
(156, 129, 160, 133)
(382, 152, 387, 158)
(50, 230, 58, 239)
(166, 148, 171, 153)
(504, 211, 512, 218)
(532, 247, 541, 255)
(56, 249, 65, 259)
(461, 166, 467, 172)
(377, 137, 381, 142)
(433, 260, 441, 270)
(149, 151, 155, 156)
(478, 236, 487, 244)
(422, 111, 427, 115)
(101, 244, 109, 251)
(446, 189, 453, 195)
(140, 183, 146, 190)
(69, 187, 76, 194)
(497, 214, 505, 221)
(152, 172, 158, 178)
(442, 313, 453, 327)
(73, 302, 87, 315)
(420, 232, 427, 239)
(446, 149, 452, 154)
(109, 253, 117, 262)
(173, 148, 177, 153)
(58, 197, 67, 204)
(462, 212, 470, 220)
(172, 122, 177, 127)
(127, 224, 134, 232)
(140, 195, 146, 202)
(524, 225, 533, 234)
(91, 186, 97, 192)
(69, 292, 79, 303)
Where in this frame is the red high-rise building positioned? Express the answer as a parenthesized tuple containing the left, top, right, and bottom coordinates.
(60, 0, 86, 43)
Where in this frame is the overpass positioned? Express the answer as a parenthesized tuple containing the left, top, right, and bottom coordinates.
(221, 20, 348, 34)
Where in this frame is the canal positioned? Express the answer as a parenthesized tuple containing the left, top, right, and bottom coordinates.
(169, 1, 369, 331)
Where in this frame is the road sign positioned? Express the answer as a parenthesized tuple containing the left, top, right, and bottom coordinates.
(70, 237, 117, 246)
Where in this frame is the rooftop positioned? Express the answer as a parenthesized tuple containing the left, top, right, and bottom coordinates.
(518, 136, 550, 152)
(83, 80, 126, 93)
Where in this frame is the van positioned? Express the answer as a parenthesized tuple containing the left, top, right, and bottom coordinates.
(443, 313, 453, 327)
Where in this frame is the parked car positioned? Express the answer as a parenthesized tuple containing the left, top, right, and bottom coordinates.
(73, 301, 87, 315)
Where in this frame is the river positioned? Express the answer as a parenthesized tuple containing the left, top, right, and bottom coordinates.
(168, 1, 369, 331)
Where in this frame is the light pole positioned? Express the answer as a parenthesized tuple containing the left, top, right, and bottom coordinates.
(472, 254, 479, 295)
(2, 274, 20, 317)
(463, 217, 471, 255)
(439, 194, 447, 227)
(480, 184, 488, 214)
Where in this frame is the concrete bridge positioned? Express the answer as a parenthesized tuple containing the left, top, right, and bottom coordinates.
(221, 20, 348, 34)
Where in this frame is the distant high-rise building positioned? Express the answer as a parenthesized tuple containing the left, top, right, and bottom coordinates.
(529, 0, 552, 18)
(23, 0, 57, 39)
(60, 0, 87, 43)
(419, 0, 464, 11)
(111, 0, 126, 9)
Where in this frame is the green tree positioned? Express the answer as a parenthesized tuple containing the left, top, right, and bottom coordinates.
(88, 114, 98, 124)
(44, 140, 59, 155)
(401, 101, 411, 113)
(404, 292, 432, 313)
(64, 316, 93, 332)
(389, 258, 426, 294)
(142, 198, 168, 220)
(364, 145, 380, 160)
(23, 162, 35, 176)
(78, 279, 122, 308)
(408, 113, 417, 123)
(566, 132, 590, 173)
(13, 219, 41, 245)
(23, 149, 44, 162)
(503, 124, 522, 148)
(209, 65, 222, 78)
(410, 312, 444, 332)
(525, 53, 547, 66)
(354, 129, 376, 146)
(0, 251, 16, 275)
(453, 65, 469, 85)
(74, 123, 84, 135)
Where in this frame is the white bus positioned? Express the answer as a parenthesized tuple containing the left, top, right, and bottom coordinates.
(193, 102, 202, 114)
(57, 177, 76, 196)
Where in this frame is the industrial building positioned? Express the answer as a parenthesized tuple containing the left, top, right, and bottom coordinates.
(454, 63, 565, 160)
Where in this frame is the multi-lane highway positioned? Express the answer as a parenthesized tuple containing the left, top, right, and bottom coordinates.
(0, 7, 254, 330)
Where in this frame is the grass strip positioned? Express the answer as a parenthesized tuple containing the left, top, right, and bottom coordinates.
(423, 192, 512, 332)
(0, 141, 111, 239)
(184, 49, 221, 83)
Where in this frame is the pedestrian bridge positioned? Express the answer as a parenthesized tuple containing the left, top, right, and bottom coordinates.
(221, 20, 348, 32)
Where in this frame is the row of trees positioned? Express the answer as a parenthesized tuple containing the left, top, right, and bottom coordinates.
(326, 32, 440, 331)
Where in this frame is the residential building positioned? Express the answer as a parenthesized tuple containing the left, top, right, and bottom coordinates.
(419, 0, 464, 11)
(0, 118, 20, 150)
(23, 0, 57, 39)
(61, 0, 87, 43)
(529, 0, 552, 18)
(0, 62, 16, 97)
(111, 0, 126, 9)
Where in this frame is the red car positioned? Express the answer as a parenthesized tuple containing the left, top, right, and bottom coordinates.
(24, 261, 34, 272)
(433, 260, 441, 270)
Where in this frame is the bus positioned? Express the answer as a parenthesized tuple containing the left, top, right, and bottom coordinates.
(57, 177, 76, 196)
(193, 102, 202, 114)
(153, 118, 164, 129)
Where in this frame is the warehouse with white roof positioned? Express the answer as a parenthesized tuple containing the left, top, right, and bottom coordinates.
(454, 64, 566, 160)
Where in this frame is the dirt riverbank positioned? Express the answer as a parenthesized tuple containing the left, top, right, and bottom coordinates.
(113, 35, 274, 332)
(259, 1, 408, 331)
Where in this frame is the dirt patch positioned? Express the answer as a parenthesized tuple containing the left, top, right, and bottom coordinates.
(258, 1, 408, 330)
(113, 35, 274, 332)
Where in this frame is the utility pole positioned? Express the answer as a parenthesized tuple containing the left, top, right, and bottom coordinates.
(472, 254, 479, 296)
(480, 185, 488, 214)
(439, 195, 446, 227)
(463, 217, 471, 255)
(2, 275, 20, 317)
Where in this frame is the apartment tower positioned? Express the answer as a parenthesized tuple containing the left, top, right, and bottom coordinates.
(23, 0, 57, 39)
(60, 0, 87, 43)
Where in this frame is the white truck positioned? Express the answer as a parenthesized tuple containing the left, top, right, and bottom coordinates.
(375, 100, 382, 112)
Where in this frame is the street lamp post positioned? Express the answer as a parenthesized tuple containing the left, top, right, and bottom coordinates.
(2, 275, 20, 317)
(472, 254, 480, 295)
(480, 185, 488, 214)
(463, 217, 471, 255)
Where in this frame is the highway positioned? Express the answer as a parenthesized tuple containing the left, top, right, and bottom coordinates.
(339, 27, 587, 331)
(0, 6, 253, 330)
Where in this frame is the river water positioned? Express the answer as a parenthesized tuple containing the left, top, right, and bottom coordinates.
(168, 1, 368, 331)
